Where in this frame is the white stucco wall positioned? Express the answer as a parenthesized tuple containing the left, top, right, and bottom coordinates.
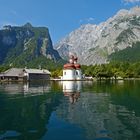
(62, 68, 83, 80)
(63, 69, 76, 80)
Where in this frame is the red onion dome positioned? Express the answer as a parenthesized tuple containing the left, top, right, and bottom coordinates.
(74, 63, 81, 69)
(69, 55, 74, 59)
(74, 57, 78, 61)
(64, 63, 75, 69)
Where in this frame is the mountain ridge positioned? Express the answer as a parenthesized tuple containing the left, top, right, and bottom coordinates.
(55, 6, 140, 65)
(0, 23, 62, 69)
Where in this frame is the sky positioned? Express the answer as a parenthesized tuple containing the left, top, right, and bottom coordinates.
(0, 0, 140, 44)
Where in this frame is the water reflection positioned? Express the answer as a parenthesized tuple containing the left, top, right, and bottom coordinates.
(62, 81, 81, 104)
(55, 81, 140, 140)
(23, 82, 51, 95)
(0, 81, 140, 140)
(0, 81, 51, 95)
(0, 81, 62, 140)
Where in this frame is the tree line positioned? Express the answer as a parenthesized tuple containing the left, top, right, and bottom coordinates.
(1, 61, 140, 79)
(81, 61, 140, 79)
(51, 61, 140, 79)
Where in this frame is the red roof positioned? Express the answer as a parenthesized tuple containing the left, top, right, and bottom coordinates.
(74, 64, 81, 69)
(63, 63, 75, 69)
(63, 63, 81, 69)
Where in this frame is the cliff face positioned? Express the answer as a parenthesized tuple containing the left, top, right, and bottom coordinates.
(0, 23, 61, 66)
(55, 7, 140, 65)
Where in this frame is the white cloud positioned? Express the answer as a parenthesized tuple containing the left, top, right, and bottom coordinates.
(79, 17, 94, 24)
(123, 0, 140, 3)
(87, 17, 94, 22)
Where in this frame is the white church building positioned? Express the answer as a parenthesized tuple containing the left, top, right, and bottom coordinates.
(62, 54, 82, 80)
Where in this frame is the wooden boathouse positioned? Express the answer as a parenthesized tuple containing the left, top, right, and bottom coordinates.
(0, 68, 51, 81)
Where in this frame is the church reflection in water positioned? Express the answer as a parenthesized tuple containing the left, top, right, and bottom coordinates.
(1, 81, 140, 140)
(62, 81, 81, 104)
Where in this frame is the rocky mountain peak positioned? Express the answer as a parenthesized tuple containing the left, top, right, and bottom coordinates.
(23, 22, 33, 28)
(130, 6, 140, 14)
(55, 7, 140, 65)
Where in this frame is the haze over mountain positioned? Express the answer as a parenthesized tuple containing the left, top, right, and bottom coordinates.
(55, 7, 140, 65)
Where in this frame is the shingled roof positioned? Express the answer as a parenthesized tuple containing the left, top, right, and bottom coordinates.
(24, 69, 51, 74)
(2, 68, 51, 78)
(4, 68, 24, 77)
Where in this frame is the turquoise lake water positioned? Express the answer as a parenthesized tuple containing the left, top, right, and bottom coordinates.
(0, 80, 140, 140)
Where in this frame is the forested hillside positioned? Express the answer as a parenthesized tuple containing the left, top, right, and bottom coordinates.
(0, 23, 64, 70)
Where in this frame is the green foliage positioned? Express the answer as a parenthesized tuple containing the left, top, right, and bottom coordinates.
(115, 28, 135, 44)
(108, 42, 140, 62)
(1, 61, 140, 79)
(0, 29, 16, 63)
(4, 55, 64, 71)
(51, 69, 63, 78)
(81, 61, 140, 79)
(0, 65, 10, 73)
(0, 23, 63, 71)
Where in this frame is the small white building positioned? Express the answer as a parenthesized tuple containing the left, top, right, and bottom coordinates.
(62, 54, 82, 80)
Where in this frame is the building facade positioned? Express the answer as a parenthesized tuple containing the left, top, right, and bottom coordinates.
(24, 69, 51, 81)
(0, 68, 51, 81)
(62, 54, 82, 80)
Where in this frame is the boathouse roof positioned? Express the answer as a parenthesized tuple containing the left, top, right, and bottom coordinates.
(3, 68, 51, 77)
(24, 69, 51, 74)
(4, 68, 24, 77)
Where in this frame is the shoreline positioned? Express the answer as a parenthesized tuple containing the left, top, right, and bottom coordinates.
(1, 78, 140, 83)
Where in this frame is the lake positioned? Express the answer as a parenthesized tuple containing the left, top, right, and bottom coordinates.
(0, 80, 140, 140)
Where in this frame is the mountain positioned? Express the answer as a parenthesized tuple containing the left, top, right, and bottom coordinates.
(55, 7, 140, 65)
(0, 23, 62, 69)
(108, 41, 140, 62)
